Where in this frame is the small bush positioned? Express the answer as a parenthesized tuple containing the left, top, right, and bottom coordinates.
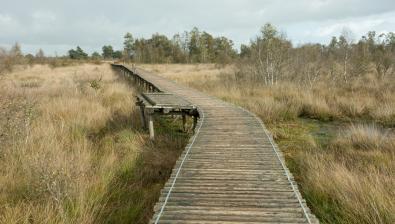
(89, 76, 102, 91)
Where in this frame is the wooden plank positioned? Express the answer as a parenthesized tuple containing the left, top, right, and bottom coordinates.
(140, 92, 196, 109)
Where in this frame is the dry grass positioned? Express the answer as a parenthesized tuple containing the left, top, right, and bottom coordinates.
(138, 63, 233, 84)
(140, 64, 395, 224)
(2, 62, 393, 223)
(141, 64, 395, 126)
(0, 64, 188, 223)
(301, 124, 395, 223)
(331, 124, 394, 151)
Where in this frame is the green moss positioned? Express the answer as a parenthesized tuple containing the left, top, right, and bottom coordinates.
(299, 118, 339, 148)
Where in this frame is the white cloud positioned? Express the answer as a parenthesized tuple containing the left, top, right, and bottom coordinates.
(32, 11, 56, 21)
(1, 0, 395, 55)
(0, 13, 13, 24)
(0, 13, 19, 30)
(290, 11, 395, 45)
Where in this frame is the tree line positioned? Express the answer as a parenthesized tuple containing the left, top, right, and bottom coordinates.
(2, 24, 394, 83)
(65, 27, 238, 64)
(124, 28, 237, 64)
(68, 45, 123, 60)
(65, 24, 394, 84)
(237, 24, 395, 86)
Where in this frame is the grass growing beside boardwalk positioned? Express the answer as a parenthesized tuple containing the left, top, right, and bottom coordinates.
(0, 64, 189, 224)
(141, 64, 395, 224)
(301, 124, 395, 223)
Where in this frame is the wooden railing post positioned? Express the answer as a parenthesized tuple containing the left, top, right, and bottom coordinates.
(148, 113, 154, 140)
(182, 113, 187, 132)
(139, 105, 146, 129)
(192, 115, 198, 133)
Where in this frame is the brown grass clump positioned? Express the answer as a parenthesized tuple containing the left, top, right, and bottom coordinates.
(301, 124, 395, 223)
(372, 102, 395, 126)
(332, 124, 394, 151)
(0, 64, 188, 223)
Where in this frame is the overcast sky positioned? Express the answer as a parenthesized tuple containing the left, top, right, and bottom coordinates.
(1, 0, 395, 55)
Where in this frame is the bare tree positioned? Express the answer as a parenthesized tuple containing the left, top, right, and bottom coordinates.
(250, 23, 291, 85)
(338, 28, 354, 83)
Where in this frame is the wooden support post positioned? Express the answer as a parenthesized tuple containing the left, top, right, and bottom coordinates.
(182, 113, 187, 132)
(192, 115, 198, 133)
(148, 114, 154, 140)
(139, 106, 146, 129)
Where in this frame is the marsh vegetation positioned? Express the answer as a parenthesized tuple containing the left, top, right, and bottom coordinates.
(0, 64, 189, 223)
(141, 63, 395, 224)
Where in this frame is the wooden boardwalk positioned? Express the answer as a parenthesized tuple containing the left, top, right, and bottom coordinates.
(113, 65, 319, 224)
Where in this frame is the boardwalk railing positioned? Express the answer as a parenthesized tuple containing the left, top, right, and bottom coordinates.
(112, 64, 161, 92)
(112, 64, 198, 139)
(112, 64, 319, 224)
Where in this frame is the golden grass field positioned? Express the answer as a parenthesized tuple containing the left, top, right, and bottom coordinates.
(140, 63, 395, 224)
(0, 64, 189, 223)
(0, 62, 394, 224)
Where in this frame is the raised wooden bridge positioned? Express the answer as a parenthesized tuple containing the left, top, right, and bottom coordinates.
(112, 64, 319, 224)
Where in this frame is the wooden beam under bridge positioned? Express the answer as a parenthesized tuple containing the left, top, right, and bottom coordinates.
(136, 93, 198, 140)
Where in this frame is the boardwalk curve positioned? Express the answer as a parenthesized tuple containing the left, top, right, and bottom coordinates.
(113, 65, 319, 224)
